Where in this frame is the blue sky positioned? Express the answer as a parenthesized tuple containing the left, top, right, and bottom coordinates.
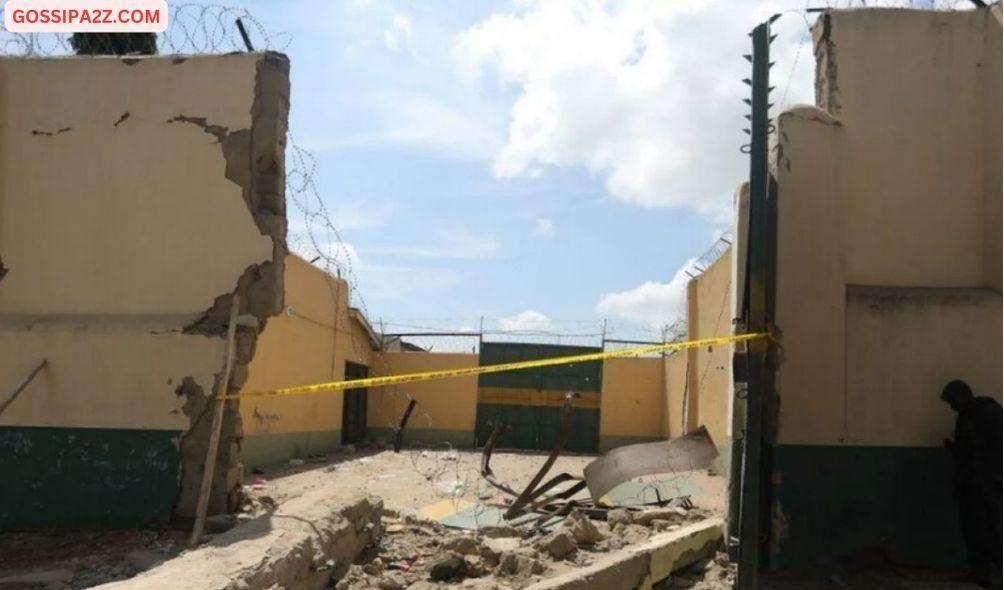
(238, 0, 817, 340)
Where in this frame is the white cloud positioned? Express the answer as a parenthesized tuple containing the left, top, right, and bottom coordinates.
(595, 258, 696, 329)
(499, 310, 553, 332)
(534, 217, 555, 237)
(302, 91, 504, 160)
(328, 200, 396, 231)
(384, 13, 414, 53)
(455, 0, 815, 211)
(362, 229, 500, 259)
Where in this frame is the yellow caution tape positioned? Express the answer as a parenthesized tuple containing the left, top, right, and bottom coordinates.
(226, 332, 767, 401)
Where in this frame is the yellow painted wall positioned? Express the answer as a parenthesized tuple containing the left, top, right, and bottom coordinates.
(843, 287, 1001, 446)
(599, 357, 665, 441)
(0, 53, 289, 522)
(774, 8, 1002, 447)
(369, 352, 479, 435)
(672, 247, 733, 446)
(664, 351, 688, 439)
(691, 250, 733, 447)
(0, 53, 280, 432)
(242, 255, 373, 438)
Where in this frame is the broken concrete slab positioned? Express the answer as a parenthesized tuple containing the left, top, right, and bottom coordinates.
(93, 493, 382, 590)
(523, 518, 723, 590)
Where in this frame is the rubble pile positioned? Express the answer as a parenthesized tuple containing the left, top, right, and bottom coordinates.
(333, 505, 712, 590)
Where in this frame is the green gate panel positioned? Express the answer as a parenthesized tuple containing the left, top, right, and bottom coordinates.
(479, 343, 602, 392)
(476, 342, 602, 453)
(474, 403, 599, 453)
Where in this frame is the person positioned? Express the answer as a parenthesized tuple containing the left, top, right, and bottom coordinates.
(941, 379, 1002, 588)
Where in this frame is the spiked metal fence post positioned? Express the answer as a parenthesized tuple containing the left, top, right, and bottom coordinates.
(735, 18, 775, 589)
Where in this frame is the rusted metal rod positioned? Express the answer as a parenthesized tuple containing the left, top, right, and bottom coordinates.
(0, 359, 48, 418)
(393, 399, 417, 453)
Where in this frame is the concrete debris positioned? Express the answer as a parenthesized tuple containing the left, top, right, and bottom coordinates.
(92, 495, 382, 590)
(561, 510, 604, 545)
(632, 506, 689, 526)
(650, 519, 681, 533)
(524, 519, 724, 590)
(428, 551, 467, 581)
(444, 535, 481, 555)
(481, 537, 523, 564)
(497, 552, 545, 577)
(606, 508, 633, 527)
(537, 531, 577, 560)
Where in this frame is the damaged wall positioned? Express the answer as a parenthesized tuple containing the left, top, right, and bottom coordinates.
(768, 7, 1001, 568)
(0, 52, 289, 527)
(242, 254, 375, 469)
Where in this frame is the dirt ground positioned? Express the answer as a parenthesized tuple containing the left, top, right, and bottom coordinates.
(0, 529, 184, 589)
(0, 447, 981, 590)
(252, 447, 728, 518)
(0, 447, 729, 589)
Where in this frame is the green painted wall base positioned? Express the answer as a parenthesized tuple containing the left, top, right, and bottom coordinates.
(598, 435, 663, 454)
(0, 425, 181, 529)
(243, 430, 341, 471)
(368, 427, 474, 449)
(774, 444, 966, 569)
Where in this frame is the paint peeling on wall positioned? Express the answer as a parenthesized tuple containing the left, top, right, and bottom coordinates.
(0, 51, 290, 528)
(172, 53, 290, 519)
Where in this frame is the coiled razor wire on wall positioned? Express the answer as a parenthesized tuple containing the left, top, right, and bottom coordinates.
(0, 4, 291, 56)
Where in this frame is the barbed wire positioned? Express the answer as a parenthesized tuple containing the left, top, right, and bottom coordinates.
(811, 0, 977, 7)
(0, 4, 291, 56)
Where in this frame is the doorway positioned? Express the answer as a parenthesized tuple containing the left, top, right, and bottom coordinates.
(342, 362, 369, 445)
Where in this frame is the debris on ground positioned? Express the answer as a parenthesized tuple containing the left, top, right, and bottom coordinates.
(332, 501, 716, 589)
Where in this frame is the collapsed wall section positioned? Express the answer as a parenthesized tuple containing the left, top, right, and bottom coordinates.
(0, 52, 289, 528)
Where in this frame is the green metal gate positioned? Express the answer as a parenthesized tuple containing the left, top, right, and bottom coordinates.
(474, 342, 601, 453)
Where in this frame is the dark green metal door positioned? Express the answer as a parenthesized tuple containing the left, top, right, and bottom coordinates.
(474, 342, 601, 453)
(342, 362, 368, 444)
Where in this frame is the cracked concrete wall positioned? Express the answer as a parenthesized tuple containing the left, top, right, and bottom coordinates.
(0, 52, 289, 528)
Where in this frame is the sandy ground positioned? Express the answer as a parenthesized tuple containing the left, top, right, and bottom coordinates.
(0, 447, 728, 589)
(252, 447, 728, 518)
(1, 448, 983, 589)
